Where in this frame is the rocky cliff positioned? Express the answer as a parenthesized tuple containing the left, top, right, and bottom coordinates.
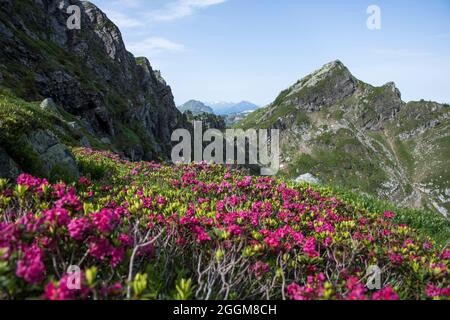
(237, 61, 450, 216)
(0, 0, 186, 171)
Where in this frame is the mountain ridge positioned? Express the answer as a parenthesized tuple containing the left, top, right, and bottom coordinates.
(0, 0, 186, 164)
(178, 100, 214, 115)
(207, 100, 259, 115)
(236, 60, 450, 216)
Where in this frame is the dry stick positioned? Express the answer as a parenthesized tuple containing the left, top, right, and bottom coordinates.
(126, 228, 165, 299)
(77, 249, 90, 266)
(278, 254, 287, 300)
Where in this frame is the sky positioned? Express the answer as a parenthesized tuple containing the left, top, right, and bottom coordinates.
(89, 0, 450, 106)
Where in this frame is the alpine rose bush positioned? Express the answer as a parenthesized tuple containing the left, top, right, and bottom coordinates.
(0, 148, 448, 300)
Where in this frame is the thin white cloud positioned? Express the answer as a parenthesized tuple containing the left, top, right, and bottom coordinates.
(373, 48, 433, 58)
(110, 0, 141, 8)
(128, 37, 185, 56)
(150, 0, 227, 21)
(105, 10, 143, 28)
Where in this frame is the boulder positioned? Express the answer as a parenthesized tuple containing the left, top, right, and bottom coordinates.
(27, 130, 79, 179)
(40, 98, 60, 114)
(100, 137, 112, 145)
(295, 173, 321, 185)
(0, 147, 20, 179)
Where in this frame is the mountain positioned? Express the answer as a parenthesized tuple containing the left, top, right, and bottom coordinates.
(236, 60, 450, 216)
(208, 101, 259, 115)
(178, 100, 214, 115)
(0, 0, 186, 179)
(223, 110, 255, 126)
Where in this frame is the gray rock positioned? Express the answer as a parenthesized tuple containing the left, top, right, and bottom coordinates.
(295, 173, 321, 185)
(100, 137, 111, 145)
(67, 121, 81, 130)
(27, 130, 79, 179)
(28, 129, 59, 154)
(0, 147, 20, 179)
(40, 98, 60, 114)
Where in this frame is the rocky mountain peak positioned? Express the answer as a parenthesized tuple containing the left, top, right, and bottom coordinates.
(300, 60, 353, 87)
(236, 60, 449, 216)
(178, 100, 214, 115)
(82, 1, 128, 63)
(274, 60, 357, 112)
(0, 0, 187, 162)
(383, 81, 402, 98)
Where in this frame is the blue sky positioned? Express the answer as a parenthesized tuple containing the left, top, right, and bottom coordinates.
(90, 0, 450, 106)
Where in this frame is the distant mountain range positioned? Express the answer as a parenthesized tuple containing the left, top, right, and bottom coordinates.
(179, 100, 259, 116)
(207, 101, 260, 115)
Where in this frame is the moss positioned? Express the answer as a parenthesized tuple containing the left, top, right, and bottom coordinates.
(0, 90, 86, 177)
(3, 135, 45, 177)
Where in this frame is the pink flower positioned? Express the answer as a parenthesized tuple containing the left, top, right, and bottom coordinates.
(17, 174, 48, 189)
(250, 261, 270, 278)
(287, 273, 326, 300)
(423, 242, 433, 251)
(303, 237, 319, 258)
(264, 235, 280, 249)
(16, 244, 46, 284)
(372, 287, 399, 300)
(43, 208, 71, 226)
(156, 197, 167, 206)
(68, 218, 91, 241)
(92, 208, 120, 234)
(118, 234, 132, 246)
(44, 274, 89, 300)
(193, 226, 212, 243)
(389, 253, 403, 265)
(78, 177, 91, 186)
(54, 188, 82, 211)
(111, 247, 125, 267)
(345, 277, 367, 300)
(441, 250, 450, 260)
(425, 284, 450, 298)
(88, 237, 112, 261)
(384, 211, 395, 219)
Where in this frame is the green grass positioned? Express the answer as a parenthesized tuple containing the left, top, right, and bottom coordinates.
(318, 184, 450, 244)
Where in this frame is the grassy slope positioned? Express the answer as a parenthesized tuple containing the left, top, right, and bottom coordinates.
(234, 82, 450, 216)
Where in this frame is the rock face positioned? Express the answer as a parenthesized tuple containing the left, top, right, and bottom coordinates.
(280, 61, 358, 112)
(0, 146, 20, 179)
(0, 0, 186, 161)
(27, 130, 79, 180)
(237, 61, 450, 216)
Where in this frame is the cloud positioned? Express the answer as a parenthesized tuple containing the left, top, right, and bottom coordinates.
(105, 10, 143, 28)
(127, 37, 185, 56)
(149, 0, 227, 21)
(110, 0, 141, 8)
(372, 48, 433, 58)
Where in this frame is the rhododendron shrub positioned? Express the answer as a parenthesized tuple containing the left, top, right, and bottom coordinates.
(0, 148, 448, 300)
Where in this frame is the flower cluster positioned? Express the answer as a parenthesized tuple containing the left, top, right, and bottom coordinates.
(0, 148, 448, 300)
